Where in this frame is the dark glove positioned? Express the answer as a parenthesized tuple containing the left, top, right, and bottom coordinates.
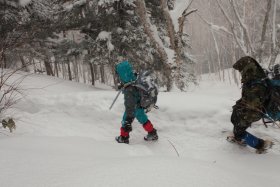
(117, 83, 124, 90)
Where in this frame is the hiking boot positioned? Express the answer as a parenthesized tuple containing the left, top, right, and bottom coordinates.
(115, 135, 129, 144)
(144, 129, 158, 141)
(256, 140, 274, 154)
(227, 135, 247, 146)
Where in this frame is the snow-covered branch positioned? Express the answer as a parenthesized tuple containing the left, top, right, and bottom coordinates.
(196, 12, 232, 36)
(215, 0, 248, 55)
(229, 0, 254, 56)
(135, 0, 168, 63)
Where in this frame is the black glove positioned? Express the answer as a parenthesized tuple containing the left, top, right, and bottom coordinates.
(117, 83, 124, 90)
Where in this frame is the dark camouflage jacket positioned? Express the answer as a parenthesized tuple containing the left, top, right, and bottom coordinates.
(237, 63, 267, 110)
(233, 57, 268, 121)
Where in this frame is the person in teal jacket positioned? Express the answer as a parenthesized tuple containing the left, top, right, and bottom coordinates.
(115, 60, 158, 144)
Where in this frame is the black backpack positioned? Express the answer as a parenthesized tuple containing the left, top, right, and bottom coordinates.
(264, 78, 280, 120)
(133, 70, 158, 111)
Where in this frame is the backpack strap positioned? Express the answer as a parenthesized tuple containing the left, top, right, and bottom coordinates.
(242, 79, 268, 89)
(119, 81, 136, 89)
(133, 84, 149, 92)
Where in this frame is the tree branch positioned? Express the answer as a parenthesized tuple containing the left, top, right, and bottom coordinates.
(229, 0, 255, 56)
(196, 12, 233, 36)
(215, 0, 247, 55)
(259, 0, 273, 63)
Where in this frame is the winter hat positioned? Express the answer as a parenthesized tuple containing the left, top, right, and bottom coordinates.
(115, 60, 136, 83)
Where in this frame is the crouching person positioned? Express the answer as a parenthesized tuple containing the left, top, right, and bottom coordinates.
(115, 60, 158, 144)
(229, 56, 273, 153)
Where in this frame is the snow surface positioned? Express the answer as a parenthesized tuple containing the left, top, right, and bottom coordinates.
(1, 72, 280, 187)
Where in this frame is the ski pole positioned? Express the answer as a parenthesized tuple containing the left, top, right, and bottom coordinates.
(109, 89, 122, 110)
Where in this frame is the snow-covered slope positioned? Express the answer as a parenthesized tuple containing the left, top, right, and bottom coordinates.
(1, 73, 280, 187)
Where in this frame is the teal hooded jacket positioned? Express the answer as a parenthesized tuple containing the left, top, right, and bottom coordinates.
(115, 61, 148, 125)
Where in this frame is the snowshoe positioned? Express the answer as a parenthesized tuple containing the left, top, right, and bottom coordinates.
(115, 136, 129, 144)
(255, 140, 274, 154)
(226, 135, 247, 146)
(144, 129, 158, 141)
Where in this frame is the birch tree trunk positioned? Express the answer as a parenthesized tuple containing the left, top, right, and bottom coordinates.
(62, 62, 66, 79)
(210, 30, 222, 81)
(67, 61, 72, 81)
(19, 56, 28, 72)
(258, 0, 272, 63)
(229, 0, 255, 56)
(73, 55, 79, 82)
(54, 60, 59, 77)
(44, 59, 54, 76)
(89, 62, 95, 86)
(82, 64, 87, 84)
(215, 0, 248, 56)
(100, 64, 105, 84)
(269, 0, 279, 67)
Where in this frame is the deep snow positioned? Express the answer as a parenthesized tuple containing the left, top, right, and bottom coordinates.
(0, 72, 280, 187)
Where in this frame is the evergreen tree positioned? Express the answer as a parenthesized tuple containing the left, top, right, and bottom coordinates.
(80, 0, 163, 87)
(1, 0, 197, 91)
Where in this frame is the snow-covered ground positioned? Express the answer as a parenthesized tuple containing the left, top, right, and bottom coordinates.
(1, 72, 280, 187)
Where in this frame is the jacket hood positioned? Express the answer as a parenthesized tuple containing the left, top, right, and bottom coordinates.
(233, 56, 266, 83)
(233, 56, 253, 71)
(115, 60, 136, 84)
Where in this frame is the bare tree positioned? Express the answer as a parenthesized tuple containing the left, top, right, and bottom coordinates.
(269, 0, 280, 67)
(259, 0, 273, 63)
(189, 0, 279, 84)
(0, 65, 33, 133)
